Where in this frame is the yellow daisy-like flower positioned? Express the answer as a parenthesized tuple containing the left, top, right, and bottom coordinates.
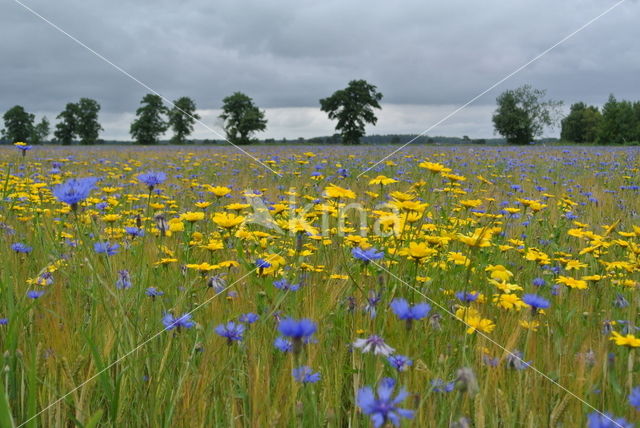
(556, 276, 588, 290)
(368, 175, 398, 186)
(212, 212, 245, 229)
(610, 331, 640, 347)
(418, 161, 450, 174)
(464, 316, 496, 334)
(181, 211, 205, 222)
(323, 184, 356, 199)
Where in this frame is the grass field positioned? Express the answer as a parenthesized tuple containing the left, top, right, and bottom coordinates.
(1, 144, 639, 427)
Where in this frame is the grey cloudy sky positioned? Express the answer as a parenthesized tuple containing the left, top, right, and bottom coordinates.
(1, 0, 638, 140)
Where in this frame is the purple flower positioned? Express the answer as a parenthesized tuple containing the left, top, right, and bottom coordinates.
(274, 337, 293, 353)
(27, 290, 45, 299)
(0, 318, 8, 325)
(292, 366, 321, 384)
(533, 277, 546, 287)
(390, 298, 431, 321)
(125, 227, 145, 238)
(273, 278, 300, 291)
(629, 386, 640, 410)
(94, 242, 119, 256)
(255, 258, 272, 269)
(431, 378, 455, 393)
(52, 177, 97, 210)
(278, 318, 317, 353)
(278, 318, 316, 339)
(522, 294, 550, 312)
(352, 247, 384, 263)
(11, 242, 32, 254)
(145, 287, 164, 298)
(162, 313, 195, 330)
(215, 322, 245, 343)
(138, 171, 167, 190)
(357, 380, 414, 427)
(115, 270, 132, 289)
(387, 355, 413, 371)
(455, 291, 479, 303)
(353, 335, 395, 356)
(587, 412, 633, 428)
(239, 313, 259, 324)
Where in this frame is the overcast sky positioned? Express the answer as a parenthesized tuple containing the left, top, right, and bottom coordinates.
(1, 0, 638, 140)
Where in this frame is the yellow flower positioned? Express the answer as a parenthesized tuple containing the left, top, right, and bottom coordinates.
(102, 214, 121, 223)
(405, 242, 435, 261)
(323, 184, 356, 199)
(212, 212, 245, 229)
(168, 218, 184, 232)
(493, 293, 526, 311)
(485, 265, 513, 282)
(185, 262, 218, 273)
(419, 161, 451, 173)
(459, 199, 482, 209)
(181, 211, 205, 222)
(154, 258, 178, 266)
(610, 331, 640, 347)
(447, 252, 470, 266)
(201, 240, 224, 251)
(556, 276, 588, 290)
(465, 316, 495, 334)
(519, 320, 540, 331)
(207, 186, 232, 197)
(368, 175, 398, 186)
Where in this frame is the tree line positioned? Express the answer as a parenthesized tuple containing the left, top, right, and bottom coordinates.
(2, 81, 639, 145)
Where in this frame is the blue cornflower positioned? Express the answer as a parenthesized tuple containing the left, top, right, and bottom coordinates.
(629, 386, 640, 410)
(94, 242, 119, 256)
(357, 380, 414, 428)
(145, 287, 164, 298)
(162, 313, 195, 330)
(278, 318, 316, 353)
(390, 298, 431, 328)
(52, 177, 97, 210)
(255, 258, 272, 269)
(239, 313, 259, 324)
(115, 270, 132, 289)
(278, 318, 316, 339)
(431, 378, 455, 393)
(352, 247, 384, 264)
(273, 278, 300, 291)
(11, 242, 32, 254)
(533, 277, 546, 287)
(455, 291, 479, 303)
(125, 227, 145, 238)
(387, 355, 413, 372)
(364, 291, 382, 318)
(274, 337, 293, 353)
(292, 366, 321, 384)
(0, 318, 8, 325)
(522, 294, 550, 313)
(138, 171, 167, 190)
(587, 412, 633, 428)
(215, 322, 245, 344)
(27, 290, 45, 299)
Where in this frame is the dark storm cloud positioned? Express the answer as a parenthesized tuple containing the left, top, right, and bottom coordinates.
(0, 0, 638, 137)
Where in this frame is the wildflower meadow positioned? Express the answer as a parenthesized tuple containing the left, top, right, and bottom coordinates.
(1, 144, 640, 427)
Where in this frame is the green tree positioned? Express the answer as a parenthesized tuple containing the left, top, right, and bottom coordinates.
(168, 97, 200, 144)
(31, 117, 50, 144)
(54, 103, 80, 145)
(2, 105, 35, 143)
(76, 98, 103, 145)
(219, 92, 267, 145)
(492, 85, 562, 145)
(130, 94, 168, 145)
(560, 102, 602, 143)
(598, 95, 636, 144)
(319, 79, 383, 145)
